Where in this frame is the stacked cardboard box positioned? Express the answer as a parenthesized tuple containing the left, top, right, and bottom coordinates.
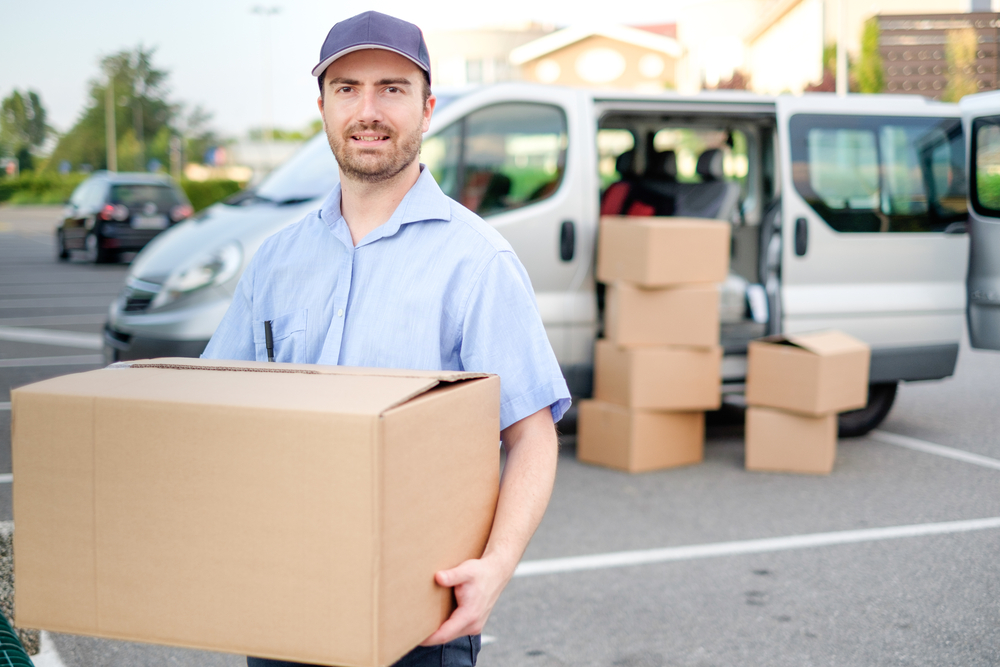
(12, 358, 500, 667)
(745, 332, 871, 474)
(578, 216, 730, 472)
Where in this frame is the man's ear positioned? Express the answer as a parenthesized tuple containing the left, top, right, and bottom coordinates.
(422, 94, 436, 133)
(317, 95, 324, 114)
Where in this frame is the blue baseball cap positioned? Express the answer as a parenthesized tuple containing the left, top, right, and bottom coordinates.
(312, 11, 431, 87)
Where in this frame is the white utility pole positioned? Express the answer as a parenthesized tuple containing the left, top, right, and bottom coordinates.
(252, 5, 281, 171)
(105, 72, 117, 171)
(836, 0, 848, 96)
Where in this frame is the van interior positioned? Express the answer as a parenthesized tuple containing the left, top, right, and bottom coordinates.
(596, 111, 780, 361)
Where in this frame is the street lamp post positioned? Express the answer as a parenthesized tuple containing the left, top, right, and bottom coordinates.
(252, 5, 281, 174)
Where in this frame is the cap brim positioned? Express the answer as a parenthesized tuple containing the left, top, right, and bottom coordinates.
(311, 45, 429, 78)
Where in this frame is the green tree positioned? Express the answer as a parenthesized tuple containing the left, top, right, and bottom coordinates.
(943, 28, 980, 102)
(0, 90, 50, 172)
(45, 46, 178, 172)
(857, 17, 884, 94)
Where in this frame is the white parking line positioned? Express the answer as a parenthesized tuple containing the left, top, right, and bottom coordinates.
(0, 354, 104, 368)
(870, 430, 1000, 472)
(0, 474, 11, 484)
(0, 326, 102, 350)
(0, 402, 8, 411)
(0, 297, 113, 309)
(31, 632, 68, 667)
(514, 516, 1000, 577)
(0, 314, 107, 326)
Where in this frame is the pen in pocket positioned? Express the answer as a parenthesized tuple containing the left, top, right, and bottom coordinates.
(264, 320, 275, 362)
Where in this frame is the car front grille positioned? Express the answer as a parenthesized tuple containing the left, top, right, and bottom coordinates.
(119, 278, 162, 313)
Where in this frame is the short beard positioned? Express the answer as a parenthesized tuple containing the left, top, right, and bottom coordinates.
(327, 121, 423, 184)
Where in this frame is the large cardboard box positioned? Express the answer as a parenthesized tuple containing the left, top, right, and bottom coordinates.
(745, 331, 871, 416)
(604, 282, 720, 348)
(593, 340, 722, 410)
(577, 400, 704, 473)
(12, 358, 500, 667)
(745, 406, 838, 475)
(596, 216, 731, 287)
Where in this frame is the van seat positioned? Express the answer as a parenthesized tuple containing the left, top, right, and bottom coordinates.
(600, 150, 638, 215)
(672, 149, 741, 221)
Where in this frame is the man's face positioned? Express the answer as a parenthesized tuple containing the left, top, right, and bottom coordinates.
(318, 49, 434, 184)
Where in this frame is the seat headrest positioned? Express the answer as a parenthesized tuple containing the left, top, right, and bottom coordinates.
(615, 150, 637, 179)
(696, 149, 725, 182)
(646, 149, 677, 181)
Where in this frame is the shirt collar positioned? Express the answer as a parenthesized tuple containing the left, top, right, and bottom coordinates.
(319, 165, 452, 248)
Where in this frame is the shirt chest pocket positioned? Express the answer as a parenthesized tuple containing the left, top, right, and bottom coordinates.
(253, 309, 308, 364)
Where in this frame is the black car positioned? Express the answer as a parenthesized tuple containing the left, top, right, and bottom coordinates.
(56, 171, 193, 263)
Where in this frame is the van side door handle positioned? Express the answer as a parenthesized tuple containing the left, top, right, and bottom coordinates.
(794, 217, 808, 256)
(560, 220, 575, 262)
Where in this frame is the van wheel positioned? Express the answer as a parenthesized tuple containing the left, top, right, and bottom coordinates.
(838, 382, 898, 438)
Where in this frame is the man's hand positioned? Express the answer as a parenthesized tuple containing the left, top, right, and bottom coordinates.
(420, 406, 559, 646)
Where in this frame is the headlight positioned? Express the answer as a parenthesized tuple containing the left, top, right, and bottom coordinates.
(149, 241, 243, 309)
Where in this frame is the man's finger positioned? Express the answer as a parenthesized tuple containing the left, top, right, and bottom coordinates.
(420, 610, 474, 646)
(434, 560, 476, 588)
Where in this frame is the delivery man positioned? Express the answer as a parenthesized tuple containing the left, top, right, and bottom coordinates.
(201, 10, 571, 667)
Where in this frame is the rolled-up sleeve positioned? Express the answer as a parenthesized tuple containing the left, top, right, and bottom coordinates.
(459, 250, 571, 431)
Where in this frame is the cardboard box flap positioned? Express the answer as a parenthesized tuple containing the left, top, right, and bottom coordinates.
(755, 331, 869, 356)
(14, 359, 491, 417)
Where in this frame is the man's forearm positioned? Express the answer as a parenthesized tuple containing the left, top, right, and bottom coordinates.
(482, 408, 559, 579)
(423, 407, 559, 645)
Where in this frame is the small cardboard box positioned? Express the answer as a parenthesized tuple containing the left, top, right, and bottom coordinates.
(745, 406, 838, 475)
(593, 340, 722, 410)
(604, 282, 720, 348)
(577, 400, 704, 473)
(596, 216, 731, 287)
(12, 358, 500, 667)
(745, 331, 871, 416)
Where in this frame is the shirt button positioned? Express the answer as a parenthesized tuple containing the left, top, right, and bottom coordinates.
(337, 308, 344, 317)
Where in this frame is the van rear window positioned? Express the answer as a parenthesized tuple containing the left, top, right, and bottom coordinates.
(789, 114, 966, 233)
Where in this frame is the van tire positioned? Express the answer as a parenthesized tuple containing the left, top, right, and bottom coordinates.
(838, 382, 898, 438)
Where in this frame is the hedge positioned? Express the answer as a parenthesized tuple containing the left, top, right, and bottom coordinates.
(0, 173, 245, 212)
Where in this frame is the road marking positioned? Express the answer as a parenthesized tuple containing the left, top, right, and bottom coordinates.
(513, 516, 1000, 577)
(0, 284, 120, 296)
(0, 354, 103, 368)
(870, 430, 1000, 472)
(0, 296, 113, 309)
(0, 326, 102, 349)
(0, 403, 8, 411)
(0, 314, 107, 326)
(0, 474, 11, 484)
(32, 631, 67, 667)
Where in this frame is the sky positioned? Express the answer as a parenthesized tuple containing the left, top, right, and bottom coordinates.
(0, 0, 693, 140)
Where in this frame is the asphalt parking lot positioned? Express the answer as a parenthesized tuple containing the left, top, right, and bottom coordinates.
(1, 204, 999, 667)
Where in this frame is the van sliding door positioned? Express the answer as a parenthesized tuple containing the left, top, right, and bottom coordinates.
(776, 97, 969, 383)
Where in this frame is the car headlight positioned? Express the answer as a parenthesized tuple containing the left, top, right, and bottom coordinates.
(149, 241, 243, 309)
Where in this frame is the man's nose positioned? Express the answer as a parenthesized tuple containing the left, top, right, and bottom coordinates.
(356, 89, 383, 123)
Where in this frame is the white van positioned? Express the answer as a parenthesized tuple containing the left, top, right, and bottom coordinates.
(104, 84, 1000, 435)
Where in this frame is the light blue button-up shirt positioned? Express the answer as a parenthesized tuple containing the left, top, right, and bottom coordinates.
(202, 166, 571, 430)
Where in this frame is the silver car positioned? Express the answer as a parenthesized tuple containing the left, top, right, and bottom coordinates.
(104, 135, 339, 362)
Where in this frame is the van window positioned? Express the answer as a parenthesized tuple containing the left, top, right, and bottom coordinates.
(597, 129, 635, 190)
(790, 114, 966, 233)
(420, 103, 567, 217)
(971, 115, 1000, 216)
